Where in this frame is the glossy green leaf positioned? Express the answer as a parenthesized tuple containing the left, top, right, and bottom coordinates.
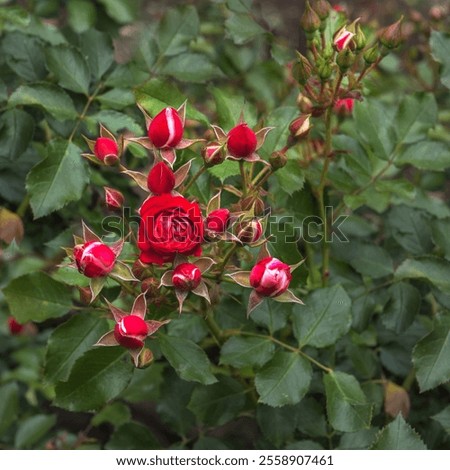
(296, 397, 328, 437)
(324, 371, 372, 432)
(159, 334, 217, 385)
(212, 87, 257, 130)
(0, 5, 30, 27)
(432, 218, 450, 260)
(161, 53, 223, 83)
(105, 422, 159, 449)
(397, 141, 450, 171)
(8, 84, 77, 121)
(292, 285, 352, 348)
(26, 140, 88, 218)
(15, 415, 56, 449)
(98, 0, 137, 24)
(371, 414, 426, 449)
(255, 351, 312, 407)
(413, 312, 450, 392)
(46, 45, 90, 94)
(225, 12, 265, 45)
(432, 405, 450, 434)
(67, 0, 96, 33)
(0, 109, 35, 162)
(3, 272, 72, 322)
(167, 315, 208, 343)
(382, 282, 421, 334)
(188, 377, 246, 426)
(220, 336, 275, 369)
(395, 257, 450, 294)
(54, 347, 134, 411)
(157, 5, 199, 57)
(97, 88, 135, 110)
(91, 402, 131, 428)
(430, 30, 450, 89)
(79, 29, 114, 81)
(251, 299, 291, 334)
(45, 314, 109, 383)
(0, 382, 19, 435)
(257, 405, 298, 448)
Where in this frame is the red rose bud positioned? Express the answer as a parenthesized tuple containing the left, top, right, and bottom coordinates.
(104, 187, 124, 210)
(8, 316, 24, 335)
(205, 208, 231, 234)
(236, 219, 263, 244)
(249, 257, 292, 297)
(148, 107, 183, 149)
(114, 315, 149, 349)
(379, 17, 404, 49)
(289, 114, 312, 140)
(333, 26, 355, 51)
(300, 1, 321, 34)
(73, 241, 116, 278)
(227, 123, 257, 159)
(334, 98, 355, 115)
(94, 137, 119, 165)
(147, 162, 175, 194)
(202, 143, 225, 166)
(332, 5, 345, 12)
(172, 263, 202, 291)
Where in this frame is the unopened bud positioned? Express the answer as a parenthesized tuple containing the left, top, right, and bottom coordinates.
(429, 6, 446, 22)
(269, 151, 288, 170)
(289, 114, 312, 140)
(240, 197, 265, 215)
(333, 26, 355, 51)
(379, 17, 404, 49)
(336, 49, 355, 72)
(104, 187, 124, 211)
(137, 348, 154, 368)
(300, 1, 322, 34)
(363, 45, 379, 64)
(354, 24, 367, 50)
(141, 277, 160, 298)
(317, 59, 333, 81)
(297, 94, 314, 114)
(292, 54, 312, 85)
(312, 0, 331, 20)
(202, 143, 225, 166)
(236, 219, 264, 244)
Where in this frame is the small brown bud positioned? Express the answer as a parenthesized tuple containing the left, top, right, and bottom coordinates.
(300, 1, 322, 34)
(379, 17, 404, 49)
(269, 151, 288, 170)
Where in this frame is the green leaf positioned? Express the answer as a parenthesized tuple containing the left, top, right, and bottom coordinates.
(26, 140, 89, 219)
(324, 371, 372, 432)
(430, 30, 450, 89)
(333, 242, 394, 279)
(251, 299, 291, 334)
(3, 272, 72, 323)
(413, 312, 450, 392)
(212, 87, 257, 130)
(292, 285, 352, 348)
(397, 141, 450, 171)
(121, 363, 164, 403)
(0, 5, 30, 27)
(207, 160, 241, 183)
(79, 29, 114, 81)
(257, 405, 298, 448)
(2, 32, 46, 81)
(262, 106, 298, 157)
(98, 0, 137, 24)
(15, 415, 56, 449)
(8, 84, 77, 121)
(135, 79, 208, 125)
(159, 334, 217, 385)
(225, 12, 265, 45)
(91, 402, 131, 428)
(395, 257, 450, 294)
(54, 347, 134, 411)
(67, 0, 96, 33)
(45, 314, 109, 383)
(0, 109, 35, 162)
(105, 422, 159, 449)
(275, 159, 305, 196)
(432, 405, 450, 434)
(86, 110, 142, 135)
(432, 218, 450, 260)
(97, 88, 135, 110)
(161, 53, 223, 83)
(371, 414, 426, 450)
(0, 382, 19, 435)
(296, 397, 328, 437)
(46, 45, 90, 94)
(382, 282, 421, 334)
(188, 377, 246, 426)
(255, 351, 312, 407)
(220, 336, 275, 369)
(157, 5, 199, 57)
(167, 315, 208, 343)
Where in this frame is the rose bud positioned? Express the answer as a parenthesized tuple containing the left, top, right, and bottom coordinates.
(379, 17, 404, 49)
(239, 196, 265, 215)
(292, 56, 312, 86)
(236, 219, 263, 244)
(172, 263, 202, 291)
(297, 94, 313, 114)
(312, 0, 331, 20)
(148, 107, 184, 149)
(363, 45, 379, 64)
(249, 257, 292, 297)
(8, 316, 24, 335)
(334, 98, 355, 115)
(73, 241, 116, 278)
(336, 49, 355, 72)
(289, 114, 312, 141)
(333, 26, 355, 51)
(269, 151, 288, 170)
(114, 315, 149, 349)
(205, 208, 231, 234)
(141, 277, 160, 298)
(202, 143, 225, 166)
(227, 123, 257, 159)
(94, 137, 119, 165)
(147, 162, 175, 194)
(104, 187, 124, 211)
(300, 1, 321, 34)
(354, 23, 367, 50)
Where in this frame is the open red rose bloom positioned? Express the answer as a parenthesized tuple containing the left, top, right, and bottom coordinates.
(138, 194, 204, 265)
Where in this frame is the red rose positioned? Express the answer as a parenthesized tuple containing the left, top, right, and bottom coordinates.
(94, 137, 119, 165)
(334, 98, 355, 115)
(148, 107, 184, 149)
(138, 194, 203, 265)
(114, 315, 149, 350)
(73, 241, 116, 278)
(172, 263, 202, 291)
(227, 123, 257, 159)
(249, 257, 292, 297)
(205, 208, 230, 234)
(147, 162, 175, 194)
